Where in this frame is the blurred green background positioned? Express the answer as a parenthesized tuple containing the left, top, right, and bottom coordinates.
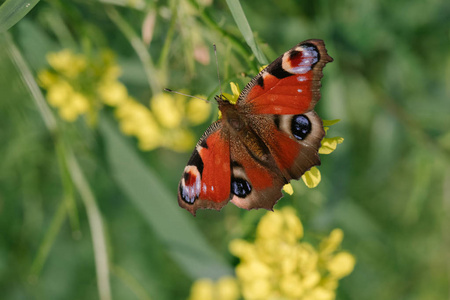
(0, 0, 449, 299)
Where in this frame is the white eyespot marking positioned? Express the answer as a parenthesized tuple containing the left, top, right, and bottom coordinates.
(289, 46, 319, 74)
(180, 166, 202, 204)
(297, 76, 307, 82)
(298, 89, 303, 93)
(202, 183, 207, 193)
(211, 186, 214, 191)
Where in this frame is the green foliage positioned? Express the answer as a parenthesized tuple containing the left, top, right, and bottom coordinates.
(0, 0, 449, 299)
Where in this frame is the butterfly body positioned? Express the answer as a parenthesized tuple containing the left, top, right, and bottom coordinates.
(178, 40, 333, 216)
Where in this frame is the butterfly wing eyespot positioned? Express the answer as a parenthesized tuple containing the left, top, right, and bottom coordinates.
(291, 114, 312, 140)
(231, 177, 252, 198)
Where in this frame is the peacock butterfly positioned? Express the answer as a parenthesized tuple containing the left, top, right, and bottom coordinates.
(178, 39, 333, 216)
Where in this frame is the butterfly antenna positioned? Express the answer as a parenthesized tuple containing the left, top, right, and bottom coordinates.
(213, 44, 224, 100)
(163, 88, 209, 103)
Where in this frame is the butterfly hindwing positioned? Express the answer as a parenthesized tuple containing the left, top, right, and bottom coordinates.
(178, 121, 232, 216)
(252, 111, 325, 181)
(227, 111, 324, 211)
(228, 126, 287, 211)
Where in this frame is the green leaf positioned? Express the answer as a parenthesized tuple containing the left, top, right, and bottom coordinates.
(225, 0, 267, 65)
(0, 0, 40, 33)
(322, 119, 341, 127)
(99, 118, 233, 279)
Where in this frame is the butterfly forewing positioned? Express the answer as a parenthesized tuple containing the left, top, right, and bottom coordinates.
(238, 39, 333, 115)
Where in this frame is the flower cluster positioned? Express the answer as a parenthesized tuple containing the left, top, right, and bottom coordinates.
(38, 49, 211, 151)
(188, 208, 355, 300)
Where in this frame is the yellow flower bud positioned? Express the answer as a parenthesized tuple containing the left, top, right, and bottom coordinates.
(319, 136, 344, 154)
(70, 92, 90, 113)
(282, 183, 294, 195)
(327, 252, 356, 278)
(188, 279, 214, 300)
(217, 277, 239, 300)
(307, 286, 335, 300)
(241, 278, 271, 300)
(280, 274, 304, 298)
(37, 70, 58, 88)
(46, 81, 73, 107)
(47, 49, 86, 78)
(320, 229, 344, 256)
(59, 105, 79, 122)
(256, 210, 284, 240)
(281, 207, 304, 240)
(302, 166, 321, 188)
(98, 80, 128, 106)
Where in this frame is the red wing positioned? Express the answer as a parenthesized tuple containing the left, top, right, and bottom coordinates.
(178, 121, 231, 216)
(238, 39, 333, 115)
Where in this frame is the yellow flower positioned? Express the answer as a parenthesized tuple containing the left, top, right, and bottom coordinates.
(188, 277, 239, 300)
(59, 105, 79, 122)
(189, 279, 214, 300)
(115, 98, 162, 150)
(46, 80, 73, 107)
(302, 166, 321, 188)
(320, 229, 344, 256)
(186, 97, 211, 125)
(228, 239, 255, 262)
(302, 119, 343, 188)
(327, 252, 356, 279)
(37, 70, 58, 88)
(305, 286, 335, 300)
(46, 49, 86, 78)
(280, 274, 304, 298)
(70, 92, 90, 114)
(217, 277, 240, 300)
(320, 136, 344, 154)
(163, 129, 195, 152)
(241, 278, 271, 300)
(151, 93, 183, 129)
(282, 183, 294, 195)
(98, 80, 128, 106)
(222, 82, 240, 105)
(255, 209, 285, 240)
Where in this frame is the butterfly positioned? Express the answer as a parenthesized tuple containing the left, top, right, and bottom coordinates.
(178, 39, 333, 216)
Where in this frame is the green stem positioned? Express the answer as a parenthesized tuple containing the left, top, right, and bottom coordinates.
(111, 265, 153, 300)
(157, 0, 178, 72)
(29, 199, 67, 280)
(5, 31, 112, 300)
(106, 6, 162, 93)
(187, 0, 258, 72)
(55, 137, 81, 236)
(66, 150, 112, 300)
(225, 0, 268, 65)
